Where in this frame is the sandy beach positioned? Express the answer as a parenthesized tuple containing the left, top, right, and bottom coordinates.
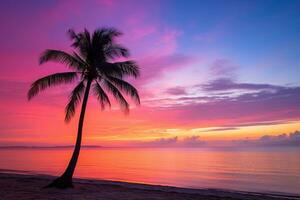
(0, 172, 299, 200)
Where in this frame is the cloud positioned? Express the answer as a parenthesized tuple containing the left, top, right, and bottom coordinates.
(180, 86, 300, 124)
(181, 136, 206, 147)
(232, 131, 300, 147)
(165, 86, 187, 95)
(139, 131, 300, 148)
(201, 78, 282, 92)
(198, 121, 293, 133)
(111, 131, 300, 148)
(142, 79, 300, 127)
(133, 136, 206, 148)
(199, 127, 238, 132)
(209, 59, 238, 79)
(145, 137, 178, 147)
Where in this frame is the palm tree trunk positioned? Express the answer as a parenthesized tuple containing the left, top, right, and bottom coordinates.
(46, 79, 92, 189)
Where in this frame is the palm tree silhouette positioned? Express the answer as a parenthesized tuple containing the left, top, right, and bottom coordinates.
(28, 28, 140, 188)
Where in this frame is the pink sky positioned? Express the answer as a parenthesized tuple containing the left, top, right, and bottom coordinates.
(0, 0, 300, 146)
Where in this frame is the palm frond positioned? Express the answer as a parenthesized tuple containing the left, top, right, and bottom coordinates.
(92, 28, 122, 49)
(91, 28, 106, 48)
(68, 29, 92, 60)
(97, 61, 140, 79)
(93, 81, 111, 110)
(114, 61, 140, 78)
(96, 63, 123, 78)
(67, 29, 82, 51)
(104, 44, 129, 59)
(28, 72, 78, 100)
(39, 50, 86, 70)
(106, 76, 140, 105)
(103, 27, 122, 38)
(67, 29, 79, 41)
(72, 51, 88, 68)
(102, 80, 129, 114)
(94, 28, 122, 42)
(65, 81, 85, 122)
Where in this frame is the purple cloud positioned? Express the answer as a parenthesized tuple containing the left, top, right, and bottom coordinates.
(201, 78, 283, 92)
(125, 132, 300, 148)
(165, 86, 187, 95)
(181, 136, 206, 147)
(145, 79, 300, 127)
(209, 59, 237, 78)
(233, 131, 300, 147)
(133, 136, 206, 148)
(179, 86, 300, 124)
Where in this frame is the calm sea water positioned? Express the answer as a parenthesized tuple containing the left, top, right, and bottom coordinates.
(0, 147, 299, 194)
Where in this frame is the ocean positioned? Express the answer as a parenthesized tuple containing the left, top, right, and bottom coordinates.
(0, 147, 299, 194)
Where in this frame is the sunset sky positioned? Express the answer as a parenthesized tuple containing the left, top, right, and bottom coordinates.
(0, 0, 300, 147)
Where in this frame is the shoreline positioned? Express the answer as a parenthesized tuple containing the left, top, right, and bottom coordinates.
(0, 172, 299, 200)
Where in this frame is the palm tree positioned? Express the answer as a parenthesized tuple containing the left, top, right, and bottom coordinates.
(27, 28, 140, 188)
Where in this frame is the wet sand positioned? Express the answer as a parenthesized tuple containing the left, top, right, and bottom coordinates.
(0, 172, 299, 200)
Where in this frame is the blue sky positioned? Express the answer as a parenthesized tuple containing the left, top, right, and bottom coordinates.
(162, 0, 300, 85)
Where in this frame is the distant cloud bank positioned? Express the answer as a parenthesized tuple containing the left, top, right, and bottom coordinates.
(233, 130, 300, 147)
(129, 131, 300, 148)
(132, 136, 206, 148)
